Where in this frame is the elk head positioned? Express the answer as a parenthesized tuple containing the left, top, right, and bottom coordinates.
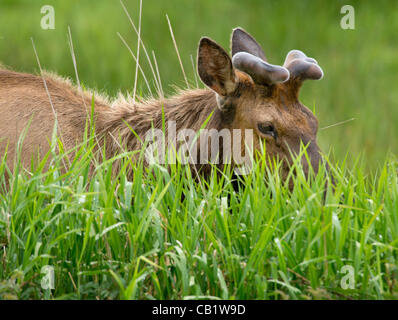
(197, 28, 324, 182)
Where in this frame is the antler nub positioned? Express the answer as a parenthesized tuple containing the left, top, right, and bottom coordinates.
(232, 51, 290, 86)
(283, 50, 323, 81)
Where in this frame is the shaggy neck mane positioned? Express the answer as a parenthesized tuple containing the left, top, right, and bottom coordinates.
(99, 89, 223, 156)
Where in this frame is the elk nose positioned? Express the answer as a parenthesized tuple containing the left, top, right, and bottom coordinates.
(301, 141, 321, 178)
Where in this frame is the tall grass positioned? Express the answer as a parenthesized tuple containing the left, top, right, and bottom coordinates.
(0, 125, 397, 299)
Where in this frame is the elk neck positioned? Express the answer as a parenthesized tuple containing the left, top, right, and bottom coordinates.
(97, 88, 226, 157)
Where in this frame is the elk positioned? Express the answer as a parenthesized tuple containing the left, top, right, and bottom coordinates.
(0, 28, 324, 183)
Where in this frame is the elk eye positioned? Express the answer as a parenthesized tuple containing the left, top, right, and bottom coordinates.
(258, 123, 277, 138)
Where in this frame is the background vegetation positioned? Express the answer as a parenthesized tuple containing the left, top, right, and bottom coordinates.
(0, 0, 397, 168)
(0, 0, 398, 300)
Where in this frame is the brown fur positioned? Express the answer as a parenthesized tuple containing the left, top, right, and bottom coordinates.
(0, 32, 323, 183)
(0, 68, 320, 178)
(0, 69, 228, 175)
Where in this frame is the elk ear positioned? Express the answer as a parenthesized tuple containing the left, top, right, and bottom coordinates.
(231, 27, 267, 61)
(198, 37, 237, 96)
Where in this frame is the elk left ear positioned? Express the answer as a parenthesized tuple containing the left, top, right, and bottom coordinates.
(231, 27, 267, 61)
(197, 37, 237, 96)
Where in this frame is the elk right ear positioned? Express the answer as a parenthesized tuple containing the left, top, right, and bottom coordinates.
(231, 28, 267, 61)
(197, 37, 236, 96)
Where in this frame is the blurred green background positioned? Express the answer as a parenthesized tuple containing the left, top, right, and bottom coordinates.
(0, 0, 397, 169)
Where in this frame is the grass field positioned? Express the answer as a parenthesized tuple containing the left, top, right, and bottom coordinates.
(0, 0, 398, 300)
(0, 135, 397, 299)
(0, 133, 398, 299)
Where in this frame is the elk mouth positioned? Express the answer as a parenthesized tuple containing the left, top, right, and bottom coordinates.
(279, 147, 324, 191)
